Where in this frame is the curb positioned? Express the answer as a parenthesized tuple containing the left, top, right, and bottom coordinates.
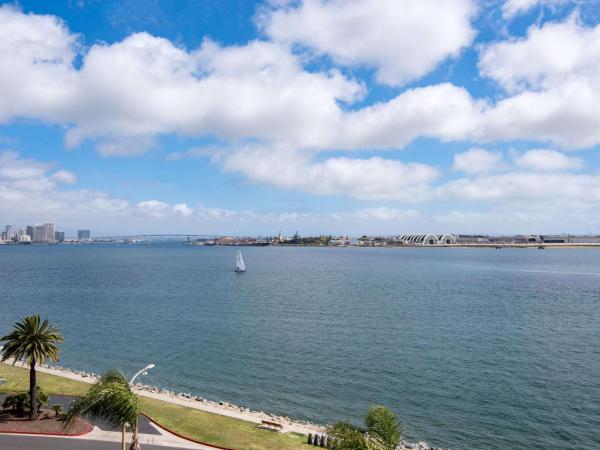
(141, 412, 236, 450)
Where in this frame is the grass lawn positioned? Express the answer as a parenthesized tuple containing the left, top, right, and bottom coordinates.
(0, 363, 309, 450)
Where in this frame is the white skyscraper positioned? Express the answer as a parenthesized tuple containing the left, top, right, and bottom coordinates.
(4, 225, 13, 241)
(32, 223, 56, 242)
(45, 223, 55, 242)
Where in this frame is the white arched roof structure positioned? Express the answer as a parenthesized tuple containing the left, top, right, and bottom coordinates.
(399, 234, 456, 245)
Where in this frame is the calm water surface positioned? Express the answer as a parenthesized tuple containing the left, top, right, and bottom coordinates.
(1, 244, 599, 449)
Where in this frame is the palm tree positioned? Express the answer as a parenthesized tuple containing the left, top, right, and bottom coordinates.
(327, 405, 404, 450)
(65, 370, 142, 450)
(0, 315, 64, 420)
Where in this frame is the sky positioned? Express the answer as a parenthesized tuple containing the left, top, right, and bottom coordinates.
(1, 0, 600, 236)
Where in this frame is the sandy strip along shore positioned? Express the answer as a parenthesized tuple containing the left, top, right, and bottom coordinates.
(1, 360, 324, 436)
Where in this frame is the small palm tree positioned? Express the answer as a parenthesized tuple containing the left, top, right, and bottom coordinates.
(0, 315, 63, 419)
(65, 370, 142, 450)
(328, 405, 404, 450)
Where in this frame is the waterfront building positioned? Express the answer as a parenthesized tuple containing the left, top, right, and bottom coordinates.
(78, 229, 91, 241)
(33, 224, 47, 242)
(457, 235, 490, 244)
(45, 223, 56, 242)
(329, 236, 351, 246)
(26, 225, 34, 238)
(540, 234, 600, 244)
(17, 234, 32, 244)
(32, 223, 56, 242)
(398, 234, 457, 246)
(55, 231, 65, 242)
(4, 225, 13, 241)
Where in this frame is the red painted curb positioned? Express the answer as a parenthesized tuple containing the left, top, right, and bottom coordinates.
(141, 412, 236, 450)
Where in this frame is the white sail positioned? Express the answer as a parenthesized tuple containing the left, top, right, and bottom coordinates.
(235, 251, 246, 272)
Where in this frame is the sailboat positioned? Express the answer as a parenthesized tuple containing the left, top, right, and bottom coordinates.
(235, 251, 246, 273)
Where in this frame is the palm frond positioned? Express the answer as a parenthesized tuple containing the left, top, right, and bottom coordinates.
(65, 369, 140, 429)
(364, 405, 403, 450)
(1, 315, 64, 365)
(327, 421, 371, 450)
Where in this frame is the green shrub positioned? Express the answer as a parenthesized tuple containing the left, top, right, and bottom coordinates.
(2, 392, 29, 416)
(2, 387, 49, 416)
(52, 404, 63, 418)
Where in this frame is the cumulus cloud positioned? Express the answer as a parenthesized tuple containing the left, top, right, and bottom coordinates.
(3, 4, 600, 159)
(0, 151, 129, 221)
(216, 144, 438, 201)
(440, 172, 600, 204)
(477, 16, 600, 149)
(514, 149, 582, 171)
(173, 203, 194, 217)
(453, 148, 505, 174)
(259, 0, 476, 86)
(480, 15, 600, 93)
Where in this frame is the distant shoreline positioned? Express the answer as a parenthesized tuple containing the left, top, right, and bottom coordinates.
(3, 242, 600, 249)
(275, 243, 600, 249)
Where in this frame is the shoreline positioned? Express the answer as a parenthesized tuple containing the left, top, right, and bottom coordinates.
(1, 360, 324, 436)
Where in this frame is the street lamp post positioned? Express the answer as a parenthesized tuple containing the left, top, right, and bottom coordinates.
(130, 364, 155, 385)
(122, 363, 155, 450)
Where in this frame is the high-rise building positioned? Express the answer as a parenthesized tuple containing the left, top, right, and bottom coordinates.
(4, 225, 13, 241)
(45, 223, 55, 242)
(33, 224, 47, 242)
(78, 229, 91, 241)
(55, 231, 65, 242)
(32, 223, 56, 242)
(26, 226, 34, 238)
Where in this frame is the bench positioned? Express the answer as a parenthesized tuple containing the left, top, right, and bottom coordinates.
(260, 419, 284, 432)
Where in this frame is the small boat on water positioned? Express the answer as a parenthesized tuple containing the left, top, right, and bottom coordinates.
(235, 251, 246, 272)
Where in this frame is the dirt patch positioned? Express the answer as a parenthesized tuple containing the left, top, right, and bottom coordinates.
(0, 409, 92, 435)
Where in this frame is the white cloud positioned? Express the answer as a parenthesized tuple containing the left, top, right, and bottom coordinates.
(514, 149, 582, 171)
(0, 151, 52, 181)
(502, 0, 569, 19)
(260, 0, 476, 86)
(440, 172, 600, 204)
(3, 150, 600, 234)
(173, 203, 193, 217)
(330, 207, 420, 222)
(480, 15, 600, 93)
(0, 151, 130, 221)
(3, 4, 600, 159)
(136, 200, 171, 218)
(216, 144, 438, 201)
(51, 169, 77, 184)
(453, 148, 505, 174)
(478, 16, 600, 149)
(334, 83, 484, 150)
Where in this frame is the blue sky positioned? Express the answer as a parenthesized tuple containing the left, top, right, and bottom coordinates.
(1, 0, 600, 236)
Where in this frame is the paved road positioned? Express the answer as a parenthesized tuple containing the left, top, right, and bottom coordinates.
(0, 434, 177, 450)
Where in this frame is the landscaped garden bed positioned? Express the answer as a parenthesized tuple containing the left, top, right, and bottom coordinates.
(0, 408, 92, 435)
(0, 387, 92, 436)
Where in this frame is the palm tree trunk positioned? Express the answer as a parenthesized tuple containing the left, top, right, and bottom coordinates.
(29, 357, 37, 420)
(129, 421, 140, 450)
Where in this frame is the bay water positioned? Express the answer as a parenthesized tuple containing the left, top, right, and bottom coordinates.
(1, 244, 599, 449)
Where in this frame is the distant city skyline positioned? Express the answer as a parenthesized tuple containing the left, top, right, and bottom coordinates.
(1, 1, 600, 235)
